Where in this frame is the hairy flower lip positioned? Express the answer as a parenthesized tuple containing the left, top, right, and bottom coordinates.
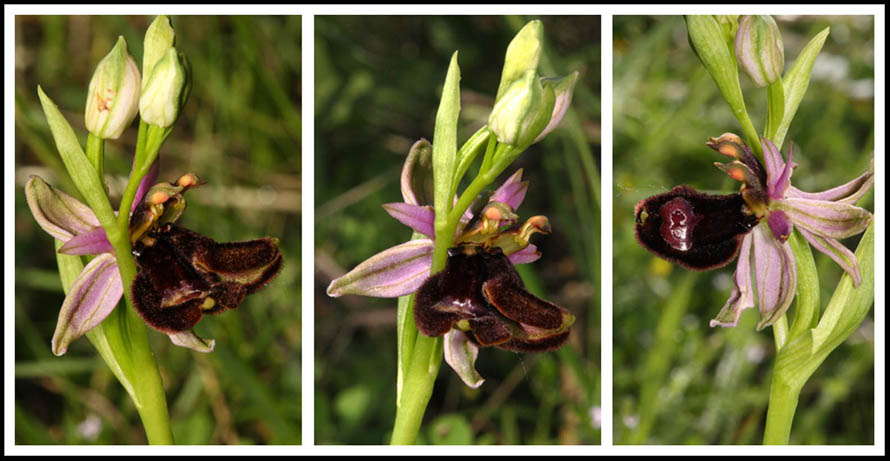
(413, 244, 572, 355)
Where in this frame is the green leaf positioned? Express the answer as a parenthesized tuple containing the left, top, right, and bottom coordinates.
(37, 86, 116, 229)
(432, 51, 461, 232)
(812, 222, 874, 356)
(773, 222, 873, 391)
(774, 27, 829, 151)
(787, 229, 820, 342)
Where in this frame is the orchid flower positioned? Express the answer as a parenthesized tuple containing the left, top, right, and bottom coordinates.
(705, 134, 873, 329)
(635, 134, 873, 331)
(25, 162, 216, 355)
(327, 139, 572, 387)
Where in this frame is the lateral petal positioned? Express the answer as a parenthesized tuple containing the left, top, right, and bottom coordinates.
(382, 203, 435, 238)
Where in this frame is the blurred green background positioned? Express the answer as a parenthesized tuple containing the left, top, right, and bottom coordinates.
(613, 16, 874, 444)
(14, 16, 301, 444)
(315, 16, 600, 444)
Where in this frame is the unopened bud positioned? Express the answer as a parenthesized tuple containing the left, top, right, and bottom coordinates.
(735, 15, 784, 87)
(142, 15, 176, 90)
(488, 69, 555, 147)
(139, 48, 190, 127)
(84, 37, 141, 139)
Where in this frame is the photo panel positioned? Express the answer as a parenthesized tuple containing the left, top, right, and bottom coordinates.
(315, 15, 601, 445)
(612, 15, 875, 445)
(13, 15, 302, 445)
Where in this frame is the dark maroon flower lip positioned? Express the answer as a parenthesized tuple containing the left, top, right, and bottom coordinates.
(634, 185, 758, 271)
(129, 174, 282, 334)
(413, 244, 573, 352)
(131, 223, 282, 334)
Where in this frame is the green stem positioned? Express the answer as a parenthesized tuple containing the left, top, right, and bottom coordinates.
(103, 226, 173, 445)
(763, 224, 874, 445)
(85, 133, 105, 183)
(764, 230, 820, 444)
(763, 374, 799, 444)
(391, 333, 443, 444)
(735, 106, 762, 158)
(83, 123, 173, 445)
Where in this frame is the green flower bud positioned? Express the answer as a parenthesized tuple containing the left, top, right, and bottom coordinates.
(84, 36, 141, 139)
(488, 69, 555, 148)
(142, 15, 175, 91)
(495, 20, 543, 102)
(139, 47, 190, 128)
(735, 15, 785, 88)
